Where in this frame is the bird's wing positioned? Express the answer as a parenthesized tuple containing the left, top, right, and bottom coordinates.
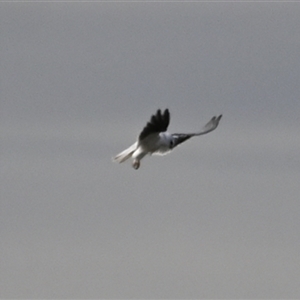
(139, 109, 170, 141)
(190, 114, 222, 136)
(172, 115, 222, 147)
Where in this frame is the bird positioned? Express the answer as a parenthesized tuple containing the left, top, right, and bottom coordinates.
(113, 109, 222, 170)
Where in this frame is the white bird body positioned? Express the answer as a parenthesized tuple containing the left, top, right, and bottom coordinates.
(139, 132, 172, 154)
(113, 109, 222, 169)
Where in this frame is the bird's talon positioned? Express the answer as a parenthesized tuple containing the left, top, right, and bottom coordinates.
(133, 160, 140, 169)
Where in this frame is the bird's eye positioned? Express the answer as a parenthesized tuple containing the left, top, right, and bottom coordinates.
(170, 140, 174, 148)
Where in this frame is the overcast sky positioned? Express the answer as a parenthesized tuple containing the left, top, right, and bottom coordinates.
(1, 2, 300, 298)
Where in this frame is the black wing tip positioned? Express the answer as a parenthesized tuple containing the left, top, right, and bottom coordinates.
(212, 114, 222, 121)
(139, 108, 170, 141)
(156, 108, 169, 117)
(151, 108, 170, 126)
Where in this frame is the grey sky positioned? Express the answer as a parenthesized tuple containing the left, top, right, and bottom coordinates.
(1, 2, 300, 298)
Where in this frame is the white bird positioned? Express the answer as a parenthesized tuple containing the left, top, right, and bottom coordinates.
(113, 109, 222, 170)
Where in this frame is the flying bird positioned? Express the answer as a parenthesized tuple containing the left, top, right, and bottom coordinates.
(113, 109, 222, 169)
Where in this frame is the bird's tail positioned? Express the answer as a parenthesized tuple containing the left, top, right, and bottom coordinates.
(113, 142, 138, 163)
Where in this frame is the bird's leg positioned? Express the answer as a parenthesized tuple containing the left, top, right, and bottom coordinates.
(132, 159, 140, 170)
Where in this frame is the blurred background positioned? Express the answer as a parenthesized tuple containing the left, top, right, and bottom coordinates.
(1, 2, 300, 298)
